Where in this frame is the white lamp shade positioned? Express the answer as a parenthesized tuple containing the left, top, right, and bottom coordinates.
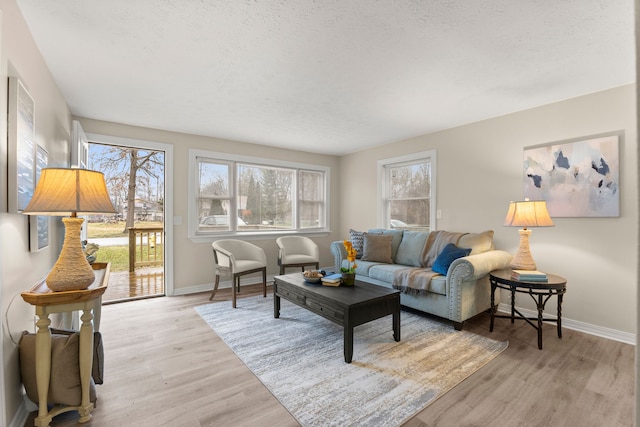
(504, 199, 554, 228)
(23, 168, 116, 216)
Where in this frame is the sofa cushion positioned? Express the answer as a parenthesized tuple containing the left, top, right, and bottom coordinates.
(369, 264, 412, 283)
(458, 230, 494, 255)
(368, 229, 403, 260)
(20, 331, 97, 406)
(432, 243, 472, 275)
(50, 328, 104, 385)
(350, 259, 386, 277)
(349, 229, 365, 258)
(395, 231, 429, 267)
(362, 233, 393, 263)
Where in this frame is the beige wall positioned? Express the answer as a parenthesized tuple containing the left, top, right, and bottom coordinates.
(76, 118, 343, 294)
(0, 0, 73, 424)
(340, 84, 638, 335)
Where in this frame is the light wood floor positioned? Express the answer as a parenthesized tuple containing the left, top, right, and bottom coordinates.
(25, 284, 635, 427)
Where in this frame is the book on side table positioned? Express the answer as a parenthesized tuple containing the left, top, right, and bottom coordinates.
(511, 269, 548, 282)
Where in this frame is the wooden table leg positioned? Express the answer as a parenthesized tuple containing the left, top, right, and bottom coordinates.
(232, 276, 238, 309)
(77, 308, 94, 423)
(344, 310, 353, 363)
(344, 326, 354, 363)
(273, 293, 281, 318)
(34, 313, 52, 427)
(393, 301, 401, 342)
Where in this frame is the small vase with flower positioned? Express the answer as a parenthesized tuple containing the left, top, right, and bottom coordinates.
(340, 240, 357, 286)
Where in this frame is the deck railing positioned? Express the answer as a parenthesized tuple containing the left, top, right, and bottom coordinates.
(128, 227, 164, 272)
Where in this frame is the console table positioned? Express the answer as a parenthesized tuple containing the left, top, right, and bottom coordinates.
(21, 263, 109, 427)
(489, 269, 566, 350)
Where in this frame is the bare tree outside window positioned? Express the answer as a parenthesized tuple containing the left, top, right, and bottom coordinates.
(89, 144, 165, 231)
(389, 162, 431, 229)
(380, 151, 435, 231)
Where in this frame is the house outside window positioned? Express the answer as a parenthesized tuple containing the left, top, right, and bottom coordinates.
(189, 149, 329, 238)
(378, 150, 436, 231)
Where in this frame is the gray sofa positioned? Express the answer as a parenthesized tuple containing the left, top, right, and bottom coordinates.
(330, 228, 512, 330)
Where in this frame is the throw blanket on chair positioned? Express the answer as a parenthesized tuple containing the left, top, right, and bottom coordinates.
(393, 231, 467, 295)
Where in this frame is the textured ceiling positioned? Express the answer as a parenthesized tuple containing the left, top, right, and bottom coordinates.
(16, 0, 635, 155)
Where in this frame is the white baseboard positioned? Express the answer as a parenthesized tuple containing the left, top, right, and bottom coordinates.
(9, 396, 35, 427)
(497, 303, 636, 345)
(172, 275, 275, 296)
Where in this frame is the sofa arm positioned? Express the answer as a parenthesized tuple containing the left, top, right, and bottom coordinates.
(446, 250, 513, 325)
(448, 250, 513, 281)
(330, 240, 348, 273)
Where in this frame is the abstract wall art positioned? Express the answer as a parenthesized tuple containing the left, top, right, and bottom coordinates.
(8, 76, 36, 213)
(523, 132, 620, 217)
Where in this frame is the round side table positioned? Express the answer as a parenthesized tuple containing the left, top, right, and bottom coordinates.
(489, 269, 567, 350)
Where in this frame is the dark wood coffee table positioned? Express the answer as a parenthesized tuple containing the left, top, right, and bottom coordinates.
(273, 273, 401, 363)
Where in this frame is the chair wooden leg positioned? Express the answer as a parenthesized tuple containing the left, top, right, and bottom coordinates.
(209, 274, 220, 301)
(280, 265, 285, 275)
(262, 268, 267, 298)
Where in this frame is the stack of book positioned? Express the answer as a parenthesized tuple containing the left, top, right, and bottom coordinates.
(321, 273, 342, 287)
(511, 269, 548, 282)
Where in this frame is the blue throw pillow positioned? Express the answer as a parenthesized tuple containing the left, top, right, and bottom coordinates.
(432, 243, 471, 275)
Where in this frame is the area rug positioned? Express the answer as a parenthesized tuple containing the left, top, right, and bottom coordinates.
(195, 296, 508, 427)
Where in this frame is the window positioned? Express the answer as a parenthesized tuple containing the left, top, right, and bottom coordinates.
(378, 150, 436, 231)
(298, 170, 325, 228)
(189, 150, 329, 238)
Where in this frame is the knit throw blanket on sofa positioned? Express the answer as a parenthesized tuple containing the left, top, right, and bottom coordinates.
(393, 231, 466, 295)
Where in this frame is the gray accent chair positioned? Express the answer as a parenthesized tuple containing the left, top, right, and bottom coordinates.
(211, 239, 267, 308)
(276, 236, 320, 274)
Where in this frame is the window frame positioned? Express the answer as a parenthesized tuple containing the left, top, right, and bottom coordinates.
(377, 150, 436, 231)
(188, 149, 330, 241)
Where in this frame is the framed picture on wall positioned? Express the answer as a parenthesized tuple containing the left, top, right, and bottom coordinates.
(8, 76, 36, 213)
(523, 132, 621, 217)
(30, 145, 49, 252)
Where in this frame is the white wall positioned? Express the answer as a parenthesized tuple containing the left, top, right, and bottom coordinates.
(0, 0, 72, 424)
(75, 118, 343, 294)
(340, 84, 637, 336)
